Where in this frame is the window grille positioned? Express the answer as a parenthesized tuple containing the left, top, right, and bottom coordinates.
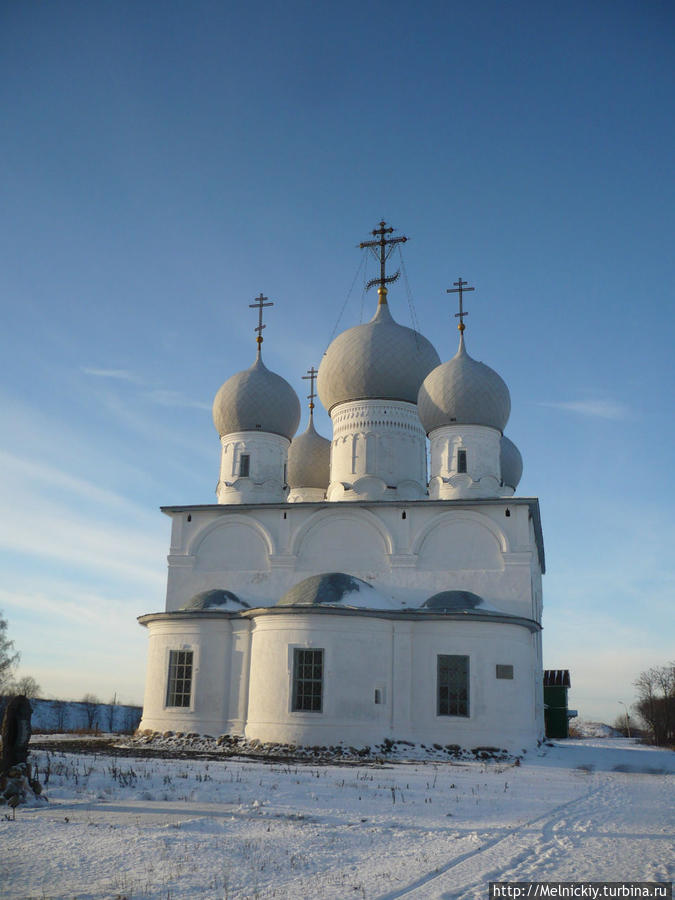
(437, 654, 469, 717)
(457, 449, 467, 473)
(166, 650, 193, 707)
(292, 648, 323, 712)
(496, 664, 514, 679)
(239, 454, 250, 477)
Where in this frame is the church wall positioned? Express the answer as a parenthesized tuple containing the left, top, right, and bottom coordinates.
(241, 612, 539, 749)
(139, 616, 234, 736)
(245, 613, 393, 746)
(160, 502, 539, 622)
(409, 619, 540, 749)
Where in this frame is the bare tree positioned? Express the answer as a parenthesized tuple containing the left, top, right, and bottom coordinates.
(0, 611, 20, 695)
(81, 693, 100, 730)
(53, 699, 66, 731)
(7, 675, 41, 698)
(634, 663, 675, 746)
(105, 692, 118, 732)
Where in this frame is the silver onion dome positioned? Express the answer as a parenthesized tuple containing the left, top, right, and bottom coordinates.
(287, 417, 330, 490)
(213, 354, 301, 440)
(417, 333, 511, 434)
(317, 297, 440, 413)
(500, 435, 523, 490)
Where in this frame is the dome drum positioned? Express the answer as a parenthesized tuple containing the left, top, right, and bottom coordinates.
(428, 424, 502, 500)
(216, 430, 291, 504)
(326, 398, 428, 501)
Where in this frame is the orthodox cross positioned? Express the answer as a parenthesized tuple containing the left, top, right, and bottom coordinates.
(446, 278, 475, 332)
(360, 220, 408, 293)
(302, 366, 318, 414)
(249, 293, 274, 348)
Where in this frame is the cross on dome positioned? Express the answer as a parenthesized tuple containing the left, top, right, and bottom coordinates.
(302, 366, 319, 415)
(359, 220, 408, 300)
(249, 293, 274, 350)
(447, 278, 475, 333)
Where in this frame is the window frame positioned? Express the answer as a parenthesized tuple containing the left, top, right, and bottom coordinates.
(457, 448, 468, 474)
(291, 647, 324, 713)
(437, 654, 470, 717)
(239, 453, 250, 477)
(165, 649, 194, 708)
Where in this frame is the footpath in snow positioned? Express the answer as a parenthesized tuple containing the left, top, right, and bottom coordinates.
(1, 736, 673, 900)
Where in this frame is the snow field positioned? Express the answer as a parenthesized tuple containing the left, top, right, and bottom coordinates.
(1, 738, 673, 900)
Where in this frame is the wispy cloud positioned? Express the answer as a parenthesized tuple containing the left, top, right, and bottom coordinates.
(538, 399, 629, 420)
(0, 453, 166, 588)
(81, 368, 210, 412)
(81, 367, 142, 382)
(142, 389, 211, 410)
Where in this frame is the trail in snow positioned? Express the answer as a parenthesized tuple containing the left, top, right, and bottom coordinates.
(1, 737, 672, 900)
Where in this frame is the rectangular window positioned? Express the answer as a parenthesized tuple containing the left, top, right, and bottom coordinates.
(437, 654, 469, 717)
(239, 454, 250, 477)
(166, 650, 193, 707)
(496, 664, 514, 680)
(457, 449, 467, 473)
(292, 648, 323, 712)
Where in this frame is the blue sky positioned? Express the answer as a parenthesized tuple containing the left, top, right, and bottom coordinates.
(1, 1, 673, 721)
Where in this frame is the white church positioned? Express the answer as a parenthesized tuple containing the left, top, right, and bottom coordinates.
(138, 222, 546, 751)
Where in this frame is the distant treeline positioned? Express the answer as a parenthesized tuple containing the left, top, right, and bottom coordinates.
(0, 696, 142, 733)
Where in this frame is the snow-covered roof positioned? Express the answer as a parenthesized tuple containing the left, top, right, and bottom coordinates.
(276, 572, 397, 610)
(180, 589, 250, 611)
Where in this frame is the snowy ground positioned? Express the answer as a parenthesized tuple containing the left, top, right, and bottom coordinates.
(1, 737, 673, 900)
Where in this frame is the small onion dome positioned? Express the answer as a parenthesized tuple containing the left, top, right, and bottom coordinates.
(213, 354, 301, 440)
(423, 590, 484, 611)
(500, 435, 523, 490)
(417, 333, 511, 434)
(317, 298, 440, 413)
(180, 589, 250, 611)
(277, 573, 369, 607)
(287, 418, 330, 490)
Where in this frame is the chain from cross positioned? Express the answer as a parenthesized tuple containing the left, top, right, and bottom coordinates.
(302, 366, 319, 412)
(359, 220, 408, 292)
(446, 278, 475, 332)
(249, 293, 274, 346)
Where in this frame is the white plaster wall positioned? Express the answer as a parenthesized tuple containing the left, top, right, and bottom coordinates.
(429, 424, 502, 499)
(409, 619, 540, 750)
(328, 400, 427, 501)
(243, 613, 539, 750)
(245, 614, 393, 746)
(138, 617, 234, 736)
(161, 501, 541, 623)
(287, 487, 325, 503)
(217, 431, 290, 504)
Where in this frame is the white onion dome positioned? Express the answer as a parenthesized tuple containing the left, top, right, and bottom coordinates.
(287, 417, 330, 489)
(317, 295, 440, 413)
(500, 435, 523, 490)
(417, 333, 511, 434)
(213, 353, 301, 440)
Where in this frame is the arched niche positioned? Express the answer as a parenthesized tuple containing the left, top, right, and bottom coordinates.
(190, 517, 274, 572)
(414, 512, 507, 571)
(292, 509, 392, 572)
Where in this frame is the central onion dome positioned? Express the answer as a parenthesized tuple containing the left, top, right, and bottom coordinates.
(317, 292, 440, 413)
(417, 333, 511, 434)
(213, 354, 301, 440)
(287, 416, 330, 490)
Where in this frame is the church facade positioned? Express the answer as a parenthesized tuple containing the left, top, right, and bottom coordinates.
(138, 223, 546, 751)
